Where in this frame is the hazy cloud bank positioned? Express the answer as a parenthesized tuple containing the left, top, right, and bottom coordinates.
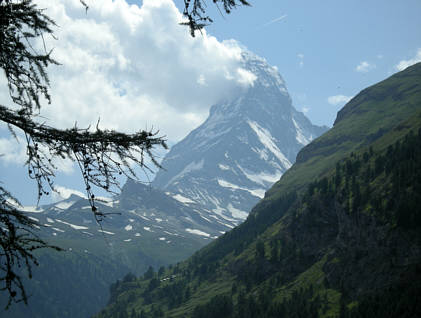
(0, 0, 256, 143)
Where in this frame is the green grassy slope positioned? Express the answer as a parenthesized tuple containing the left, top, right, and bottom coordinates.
(267, 61, 421, 198)
(94, 63, 421, 318)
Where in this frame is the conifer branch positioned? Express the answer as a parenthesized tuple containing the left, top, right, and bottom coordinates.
(181, 0, 250, 36)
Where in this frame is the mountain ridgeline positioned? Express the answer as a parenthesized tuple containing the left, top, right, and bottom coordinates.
(152, 51, 327, 227)
(1, 51, 325, 317)
(1, 181, 220, 317)
(95, 63, 421, 318)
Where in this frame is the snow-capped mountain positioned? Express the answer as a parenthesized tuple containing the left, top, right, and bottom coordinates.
(23, 181, 227, 265)
(152, 51, 328, 226)
(15, 180, 229, 318)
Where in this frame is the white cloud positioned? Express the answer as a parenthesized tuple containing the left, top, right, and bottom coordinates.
(396, 48, 421, 71)
(301, 107, 310, 114)
(0, 130, 74, 174)
(327, 95, 353, 106)
(355, 61, 375, 73)
(0, 0, 256, 144)
(0, 136, 27, 165)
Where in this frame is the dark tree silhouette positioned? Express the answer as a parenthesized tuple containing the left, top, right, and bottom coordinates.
(0, 0, 249, 308)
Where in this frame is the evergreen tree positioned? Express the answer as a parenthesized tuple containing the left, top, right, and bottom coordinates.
(0, 0, 250, 308)
(143, 266, 155, 280)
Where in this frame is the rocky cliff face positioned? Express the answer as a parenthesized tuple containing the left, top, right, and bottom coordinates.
(152, 51, 327, 226)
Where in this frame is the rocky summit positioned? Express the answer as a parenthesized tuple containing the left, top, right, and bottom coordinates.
(152, 51, 327, 226)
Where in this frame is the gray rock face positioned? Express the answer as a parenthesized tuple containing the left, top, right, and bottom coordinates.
(152, 52, 328, 227)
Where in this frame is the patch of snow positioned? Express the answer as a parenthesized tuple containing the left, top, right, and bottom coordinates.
(52, 227, 65, 233)
(20, 206, 43, 213)
(98, 229, 115, 235)
(183, 216, 193, 223)
(82, 231, 93, 236)
(211, 206, 224, 216)
(129, 218, 134, 223)
(52, 232, 57, 236)
(211, 205, 237, 223)
(227, 204, 248, 220)
(237, 164, 282, 186)
(185, 228, 210, 237)
(55, 219, 89, 230)
(135, 233, 141, 237)
(55, 201, 76, 210)
(249, 188, 266, 199)
(155, 218, 163, 223)
(28, 216, 39, 222)
(199, 214, 212, 222)
(172, 194, 195, 204)
(44, 223, 51, 227)
(96, 197, 115, 207)
(81, 206, 91, 210)
(159, 237, 166, 241)
(292, 118, 312, 146)
(218, 164, 230, 171)
(217, 179, 265, 199)
(125, 224, 133, 231)
(207, 194, 222, 207)
(221, 222, 234, 229)
(247, 120, 292, 169)
(164, 230, 178, 236)
(46, 217, 55, 223)
(124, 239, 132, 242)
(143, 227, 152, 232)
(217, 179, 240, 190)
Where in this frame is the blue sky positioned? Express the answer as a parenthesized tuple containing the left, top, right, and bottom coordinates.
(1, 0, 420, 205)
(171, 0, 421, 126)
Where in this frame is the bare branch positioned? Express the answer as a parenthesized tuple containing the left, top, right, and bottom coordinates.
(181, 0, 250, 36)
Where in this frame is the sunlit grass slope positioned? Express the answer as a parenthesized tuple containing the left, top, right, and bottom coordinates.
(94, 63, 421, 318)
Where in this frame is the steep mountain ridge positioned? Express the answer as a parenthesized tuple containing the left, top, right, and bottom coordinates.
(267, 61, 421, 197)
(152, 52, 327, 226)
(95, 63, 421, 318)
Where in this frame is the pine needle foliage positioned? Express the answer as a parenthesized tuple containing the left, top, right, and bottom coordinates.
(181, 0, 250, 36)
(0, 0, 168, 307)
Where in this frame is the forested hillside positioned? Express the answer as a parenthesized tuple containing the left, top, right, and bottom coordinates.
(94, 63, 421, 318)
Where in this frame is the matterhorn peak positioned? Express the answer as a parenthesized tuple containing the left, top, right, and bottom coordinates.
(151, 51, 327, 227)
